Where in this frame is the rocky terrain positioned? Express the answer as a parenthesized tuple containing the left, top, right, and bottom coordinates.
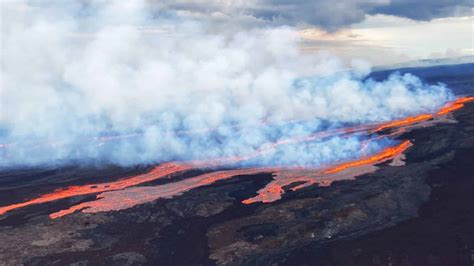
(0, 65, 473, 266)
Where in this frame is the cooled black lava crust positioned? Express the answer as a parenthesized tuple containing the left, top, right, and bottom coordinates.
(0, 64, 473, 266)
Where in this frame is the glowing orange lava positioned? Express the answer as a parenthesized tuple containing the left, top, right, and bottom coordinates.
(372, 114, 434, 133)
(49, 168, 275, 219)
(0, 163, 191, 216)
(241, 140, 411, 204)
(1, 96, 473, 218)
(30, 138, 413, 217)
(372, 96, 474, 133)
(437, 96, 474, 115)
(372, 97, 474, 133)
(324, 140, 411, 174)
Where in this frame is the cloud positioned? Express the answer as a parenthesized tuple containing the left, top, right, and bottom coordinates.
(296, 15, 474, 66)
(147, 0, 473, 30)
(370, 0, 473, 21)
(248, 0, 388, 30)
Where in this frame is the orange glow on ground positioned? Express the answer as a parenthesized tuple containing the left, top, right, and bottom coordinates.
(372, 97, 474, 133)
(49, 168, 276, 219)
(324, 140, 411, 174)
(437, 96, 474, 115)
(241, 140, 411, 205)
(372, 114, 434, 133)
(0, 96, 472, 218)
(41, 140, 413, 216)
(0, 163, 191, 216)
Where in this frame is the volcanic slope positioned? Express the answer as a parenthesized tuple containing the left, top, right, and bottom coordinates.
(1, 67, 474, 265)
(1, 101, 473, 265)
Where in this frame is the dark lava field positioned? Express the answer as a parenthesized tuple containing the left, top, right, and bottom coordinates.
(1, 63, 474, 266)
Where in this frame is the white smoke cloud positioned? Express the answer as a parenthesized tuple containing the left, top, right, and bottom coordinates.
(0, 1, 453, 168)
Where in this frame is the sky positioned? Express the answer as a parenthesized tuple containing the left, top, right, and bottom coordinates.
(144, 0, 474, 66)
(2, 1, 472, 66)
(300, 15, 473, 66)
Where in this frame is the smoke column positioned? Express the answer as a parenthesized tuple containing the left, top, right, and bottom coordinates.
(0, 1, 453, 168)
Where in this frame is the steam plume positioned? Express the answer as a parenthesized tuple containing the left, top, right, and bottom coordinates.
(0, 1, 453, 168)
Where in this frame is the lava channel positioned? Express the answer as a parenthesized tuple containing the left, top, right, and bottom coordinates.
(49, 168, 276, 219)
(372, 96, 474, 133)
(0, 96, 472, 218)
(241, 140, 412, 204)
(0, 162, 191, 216)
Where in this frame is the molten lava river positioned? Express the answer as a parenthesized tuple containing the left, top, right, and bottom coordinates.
(1, 97, 473, 219)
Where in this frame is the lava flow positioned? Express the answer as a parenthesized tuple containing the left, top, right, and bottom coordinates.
(241, 140, 412, 204)
(437, 96, 474, 115)
(50, 139, 412, 217)
(324, 140, 411, 174)
(373, 96, 474, 133)
(49, 168, 276, 219)
(0, 96, 473, 218)
(0, 163, 191, 216)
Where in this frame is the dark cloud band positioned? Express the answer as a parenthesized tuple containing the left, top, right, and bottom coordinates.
(149, 0, 473, 30)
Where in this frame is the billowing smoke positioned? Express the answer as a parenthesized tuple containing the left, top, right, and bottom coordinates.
(0, 1, 453, 168)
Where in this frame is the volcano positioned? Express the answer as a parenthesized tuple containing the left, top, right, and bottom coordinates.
(1, 63, 474, 265)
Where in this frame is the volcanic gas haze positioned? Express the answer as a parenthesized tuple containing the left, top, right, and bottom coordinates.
(1, 1, 453, 169)
(1, 96, 473, 218)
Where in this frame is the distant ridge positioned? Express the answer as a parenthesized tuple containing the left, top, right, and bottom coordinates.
(369, 62, 474, 95)
(374, 55, 474, 71)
